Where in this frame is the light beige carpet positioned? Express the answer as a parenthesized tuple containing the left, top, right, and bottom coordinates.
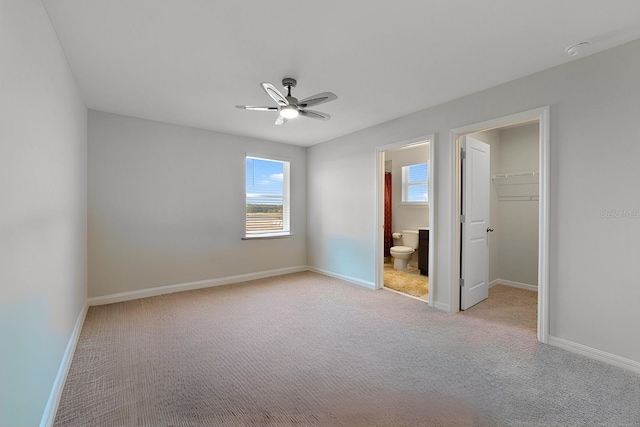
(383, 261, 428, 301)
(54, 272, 640, 426)
(460, 284, 537, 332)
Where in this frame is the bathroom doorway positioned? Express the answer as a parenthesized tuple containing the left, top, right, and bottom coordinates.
(450, 107, 550, 343)
(375, 135, 434, 305)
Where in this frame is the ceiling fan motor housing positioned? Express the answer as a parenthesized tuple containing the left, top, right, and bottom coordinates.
(282, 78, 297, 89)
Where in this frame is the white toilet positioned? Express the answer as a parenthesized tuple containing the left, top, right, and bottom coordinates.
(390, 230, 419, 271)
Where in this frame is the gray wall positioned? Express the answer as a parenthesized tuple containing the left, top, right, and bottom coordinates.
(498, 124, 539, 286)
(307, 38, 640, 364)
(0, 1, 87, 426)
(472, 124, 539, 287)
(3, 7, 640, 426)
(88, 111, 307, 297)
(307, 137, 375, 282)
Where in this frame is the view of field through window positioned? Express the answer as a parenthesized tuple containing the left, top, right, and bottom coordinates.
(246, 157, 286, 234)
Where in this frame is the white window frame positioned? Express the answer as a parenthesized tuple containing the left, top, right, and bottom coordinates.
(402, 162, 429, 205)
(243, 155, 291, 239)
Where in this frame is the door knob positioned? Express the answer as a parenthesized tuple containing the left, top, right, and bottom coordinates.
(487, 228, 494, 232)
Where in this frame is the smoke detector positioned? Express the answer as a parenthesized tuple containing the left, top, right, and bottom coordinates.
(565, 41, 591, 56)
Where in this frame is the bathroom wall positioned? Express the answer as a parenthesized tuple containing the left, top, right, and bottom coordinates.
(384, 143, 430, 233)
(88, 111, 307, 298)
(0, 0, 87, 425)
(498, 123, 539, 287)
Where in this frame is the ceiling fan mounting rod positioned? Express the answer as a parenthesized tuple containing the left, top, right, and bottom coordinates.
(282, 77, 297, 100)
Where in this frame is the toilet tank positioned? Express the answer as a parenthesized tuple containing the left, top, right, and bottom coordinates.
(401, 230, 419, 249)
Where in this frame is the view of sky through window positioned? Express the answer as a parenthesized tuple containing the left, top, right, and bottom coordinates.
(407, 163, 428, 202)
(246, 157, 284, 205)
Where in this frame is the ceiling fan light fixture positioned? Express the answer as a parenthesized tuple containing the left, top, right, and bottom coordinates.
(280, 104, 299, 119)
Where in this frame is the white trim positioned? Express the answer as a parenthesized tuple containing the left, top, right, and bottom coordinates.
(375, 136, 431, 152)
(548, 336, 640, 375)
(244, 155, 291, 237)
(40, 302, 88, 427)
(88, 266, 308, 306)
(375, 145, 385, 291)
(433, 301, 449, 312)
(308, 266, 376, 290)
(246, 153, 292, 163)
(399, 202, 429, 207)
(428, 135, 435, 306)
(491, 279, 538, 292)
(449, 106, 550, 344)
(538, 107, 550, 344)
(241, 233, 293, 240)
(375, 135, 435, 308)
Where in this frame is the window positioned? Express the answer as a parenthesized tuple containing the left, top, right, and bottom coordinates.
(402, 163, 428, 204)
(245, 156, 290, 238)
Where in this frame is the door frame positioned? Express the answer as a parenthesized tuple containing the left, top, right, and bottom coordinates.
(449, 107, 550, 343)
(375, 134, 435, 306)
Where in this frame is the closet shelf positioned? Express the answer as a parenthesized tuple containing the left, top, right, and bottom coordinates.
(491, 171, 539, 201)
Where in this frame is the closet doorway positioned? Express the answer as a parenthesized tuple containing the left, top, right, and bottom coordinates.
(460, 123, 540, 332)
(450, 107, 550, 343)
(375, 135, 435, 306)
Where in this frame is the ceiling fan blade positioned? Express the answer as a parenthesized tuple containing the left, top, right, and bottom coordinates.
(298, 92, 337, 108)
(275, 114, 288, 125)
(299, 109, 330, 121)
(261, 83, 288, 106)
(235, 105, 278, 111)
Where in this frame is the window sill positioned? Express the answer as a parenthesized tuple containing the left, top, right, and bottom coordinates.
(242, 233, 293, 240)
(400, 202, 429, 207)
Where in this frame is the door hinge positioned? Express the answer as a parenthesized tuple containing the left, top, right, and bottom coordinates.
(460, 214, 465, 223)
(460, 149, 466, 160)
(459, 278, 465, 287)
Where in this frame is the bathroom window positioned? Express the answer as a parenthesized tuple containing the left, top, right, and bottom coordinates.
(402, 163, 428, 204)
(244, 156, 291, 238)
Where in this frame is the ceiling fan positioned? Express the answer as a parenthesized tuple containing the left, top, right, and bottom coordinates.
(236, 78, 337, 125)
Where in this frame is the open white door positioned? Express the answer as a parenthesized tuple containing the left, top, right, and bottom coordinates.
(460, 136, 490, 310)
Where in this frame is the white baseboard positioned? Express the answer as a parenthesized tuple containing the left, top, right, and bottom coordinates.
(88, 266, 309, 306)
(433, 301, 450, 312)
(548, 336, 640, 375)
(40, 302, 88, 427)
(309, 266, 450, 311)
(491, 278, 538, 292)
(39, 264, 389, 426)
(307, 266, 376, 290)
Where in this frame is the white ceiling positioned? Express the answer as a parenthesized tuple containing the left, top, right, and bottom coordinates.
(42, 0, 640, 147)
